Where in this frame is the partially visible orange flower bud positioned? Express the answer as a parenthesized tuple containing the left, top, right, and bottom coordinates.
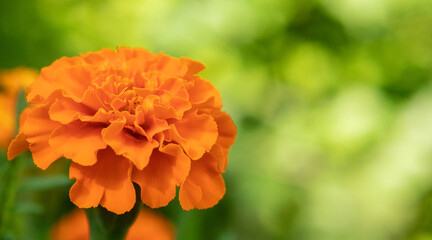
(51, 209, 174, 240)
(8, 47, 236, 214)
(0, 68, 37, 151)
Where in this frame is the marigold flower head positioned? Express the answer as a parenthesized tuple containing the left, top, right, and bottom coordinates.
(8, 47, 236, 214)
(0, 68, 37, 151)
(51, 209, 174, 240)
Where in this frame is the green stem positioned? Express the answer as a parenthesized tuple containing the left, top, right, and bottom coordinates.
(86, 185, 141, 240)
(0, 153, 27, 238)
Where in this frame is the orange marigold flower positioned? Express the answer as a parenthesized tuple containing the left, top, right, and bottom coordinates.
(0, 68, 37, 151)
(8, 47, 236, 214)
(51, 209, 174, 240)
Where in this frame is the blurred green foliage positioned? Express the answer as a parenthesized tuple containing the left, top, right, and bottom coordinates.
(2, 0, 432, 239)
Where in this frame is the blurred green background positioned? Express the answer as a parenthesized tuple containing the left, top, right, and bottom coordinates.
(2, 0, 432, 239)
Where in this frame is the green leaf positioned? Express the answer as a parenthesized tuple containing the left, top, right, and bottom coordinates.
(15, 201, 44, 215)
(20, 175, 72, 192)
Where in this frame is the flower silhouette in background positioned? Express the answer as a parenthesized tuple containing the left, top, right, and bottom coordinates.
(0, 68, 37, 151)
(51, 208, 174, 240)
(8, 47, 236, 214)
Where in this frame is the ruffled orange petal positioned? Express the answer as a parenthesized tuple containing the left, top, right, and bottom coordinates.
(179, 153, 225, 210)
(153, 54, 187, 77)
(178, 179, 202, 211)
(7, 133, 29, 160)
(170, 111, 217, 160)
(102, 119, 158, 170)
(186, 77, 222, 109)
(158, 78, 189, 100)
(26, 57, 83, 103)
(132, 144, 190, 208)
(81, 48, 117, 67)
(79, 88, 108, 110)
(69, 174, 104, 210)
(79, 108, 112, 123)
(159, 92, 190, 119)
(213, 111, 236, 148)
(117, 47, 155, 65)
(134, 105, 170, 141)
(180, 57, 206, 76)
(26, 73, 56, 103)
(209, 144, 229, 173)
(209, 110, 237, 173)
(69, 147, 135, 214)
(49, 88, 106, 124)
(7, 108, 30, 159)
(49, 98, 94, 124)
(157, 78, 191, 118)
(52, 66, 93, 101)
(49, 121, 106, 166)
(20, 106, 62, 169)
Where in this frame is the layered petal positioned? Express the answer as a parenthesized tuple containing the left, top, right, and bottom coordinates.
(153, 54, 187, 77)
(7, 133, 29, 160)
(49, 121, 106, 166)
(186, 77, 222, 109)
(69, 147, 135, 214)
(213, 111, 237, 148)
(52, 65, 93, 101)
(7, 107, 31, 159)
(102, 119, 158, 170)
(179, 153, 225, 210)
(26, 72, 56, 103)
(49, 98, 94, 124)
(209, 144, 230, 174)
(26, 57, 83, 103)
(180, 57, 206, 76)
(135, 105, 170, 141)
(81, 48, 117, 67)
(170, 111, 218, 160)
(21, 105, 62, 169)
(132, 144, 190, 208)
(209, 110, 237, 173)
